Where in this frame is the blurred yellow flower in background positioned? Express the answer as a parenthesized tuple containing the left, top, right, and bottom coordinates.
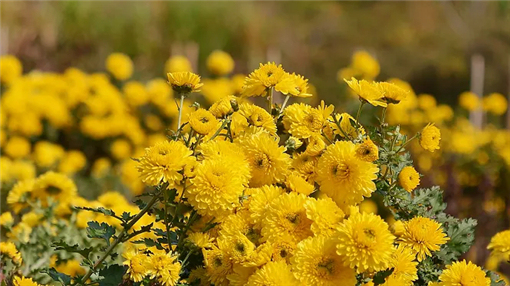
(165, 55, 193, 73)
(206, 50, 235, 76)
(105, 53, 134, 81)
(0, 55, 23, 84)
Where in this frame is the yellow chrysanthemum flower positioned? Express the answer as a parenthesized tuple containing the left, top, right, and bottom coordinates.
(0, 212, 13, 227)
(304, 197, 345, 237)
(58, 150, 87, 174)
(137, 140, 193, 187)
(187, 157, 248, 218)
(344, 77, 387, 107)
(380, 275, 409, 286)
(399, 216, 449, 261)
(275, 73, 312, 98)
(262, 192, 313, 244)
(188, 108, 219, 135)
(165, 55, 192, 73)
(151, 252, 182, 286)
(304, 135, 326, 156)
(4, 136, 31, 159)
(387, 245, 418, 284)
(292, 152, 319, 184)
(377, 81, 409, 104)
(398, 166, 420, 192)
(316, 141, 378, 210)
(351, 50, 380, 80)
(32, 171, 77, 207)
(238, 103, 276, 135)
(203, 245, 235, 286)
(7, 179, 34, 213)
(246, 260, 298, 286)
(265, 235, 297, 263)
(292, 236, 356, 286)
(439, 260, 490, 286)
(13, 276, 40, 286)
(0, 241, 23, 265)
(240, 132, 291, 187)
(483, 92, 508, 116)
(105, 53, 133, 81)
(207, 50, 235, 76)
(335, 211, 395, 272)
(459, 91, 479, 111)
(241, 62, 287, 97)
(122, 249, 153, 282)
(355, 138, 379, 162)
(209, 95, 236, 118)
(0, 55, 23, 84)
(283, 102, 334, 139)
(487, 230, 510, 261)
(187, 232, 215, 249)
(219, 232, 257, 265)
(419, 123, 441, 152)
(286, 171, 315, 196)
(244, 185, 284, 227)
(167, 71, 203, 94)
(329, 112, 365, 139)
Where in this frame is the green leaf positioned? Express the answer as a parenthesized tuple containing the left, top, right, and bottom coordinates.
(99, 264, 126, 286)
(372, 268, 394, 285)
(52, 240, 93, 259)
(74, 206, 116, 217)
(488, 270, 506, 286)
(42, 268, 72, 285)
(86, 221, 116, 246)
(435, 214, 477, 264)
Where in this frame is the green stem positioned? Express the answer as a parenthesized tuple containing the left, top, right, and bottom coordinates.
(78, 193, 160, 285)
(175, 211, 198, 253)
(177, 94, 185, 135)
(181, 249, 195, 267)
(209, 119, 230, 141)
(395, 133, 419, 154)
(355, 101, 365, 124)
(279, 95, 291, 116)
(267, 87, 274, 112)
(381, 107, 387, 125)
(163, 191, 172, 253)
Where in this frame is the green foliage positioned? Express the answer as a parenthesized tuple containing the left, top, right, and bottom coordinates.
(42, 268, 72, 285)
(98, 265, 127, 286)
(52, 241, 93, 259)
(86, 221, 116, 246)
(436, 215, 477, 264)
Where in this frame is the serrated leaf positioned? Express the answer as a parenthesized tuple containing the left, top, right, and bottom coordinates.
(121, 211, 134, 222)
(99, 264, 126, 286)
(52, 240, 93, 259)
(42, 268, 72, 285)
(87, 221, 116, 246)
(74, 206, 116, 217)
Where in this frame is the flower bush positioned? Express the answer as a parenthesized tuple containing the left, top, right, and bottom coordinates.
(1, 53, 509, 285)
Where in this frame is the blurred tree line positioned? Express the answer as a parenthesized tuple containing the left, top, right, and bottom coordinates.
(2, 1, 510, 107)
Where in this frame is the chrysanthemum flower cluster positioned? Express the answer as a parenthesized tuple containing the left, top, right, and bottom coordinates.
(1, 53, 508, 286)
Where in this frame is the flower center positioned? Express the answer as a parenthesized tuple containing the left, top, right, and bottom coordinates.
(332, 163, 350, 178)
(46, 185, 62, 195)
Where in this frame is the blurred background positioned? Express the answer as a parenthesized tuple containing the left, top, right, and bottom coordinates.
(2, 1, 510, 103)
(1, 0, 510, 276)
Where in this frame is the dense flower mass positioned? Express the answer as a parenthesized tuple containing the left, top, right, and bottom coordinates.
(0, 53, 506, 286)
